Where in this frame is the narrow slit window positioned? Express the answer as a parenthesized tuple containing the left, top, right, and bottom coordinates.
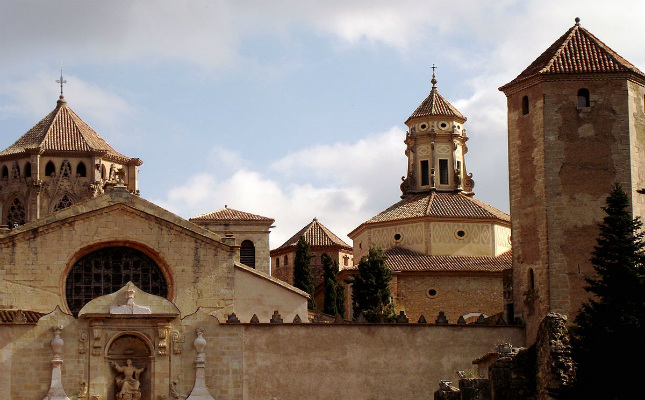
(421, 160, 430, 186)
(439, 159, 449, 185)
(521, 95, 529, 115)
(577, 88, 590, 107)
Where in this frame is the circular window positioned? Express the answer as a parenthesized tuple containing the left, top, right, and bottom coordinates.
(439, 121, 448, 129)
(394, 233, 402, 241)
(65, 246, 168, 316)
(455, 229, 466, 239)
(419, 123, 427, 131)
(427, 289, 438, 298)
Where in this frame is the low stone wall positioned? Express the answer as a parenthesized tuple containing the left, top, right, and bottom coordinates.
(232, 323, 525, 400)
(1, 313, 525, 400)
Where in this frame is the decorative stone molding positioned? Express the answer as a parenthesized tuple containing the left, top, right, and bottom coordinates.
(171, 330, 183, 355)
(157, 324, 170, 356)
(110, 283, 151, 314)
(186, 327, 215, 400)
(78, 330, 88, 354)
(43, 325, 71, 400)
(91, 323, 103, 356)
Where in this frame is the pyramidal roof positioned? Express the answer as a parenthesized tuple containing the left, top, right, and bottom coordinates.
(190, 205, 274, 223)
(360, 192, 509, 226)
(406, 75, 466, 123)
(273, 218, 351, 251)
(0, 96, 140, 164)
(501, 19, 645, 90)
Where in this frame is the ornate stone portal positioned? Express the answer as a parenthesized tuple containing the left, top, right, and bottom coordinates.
(77, 282, 181, 400)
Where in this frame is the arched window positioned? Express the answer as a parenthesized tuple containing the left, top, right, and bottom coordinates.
(24, 162, 31, 178)
(284, 255, 288, 266)
(77, 162, 87, 177)
(60, 160, 72, 178)
(1, 166, 8, 179)
(275, 257, 280, 268)
(53, 194, 74, 212)
(577, 88, 590, 107)
(240, 240, 256, 268)
(101, 165, 106, 180)
(65, 246, 168, 316)
(521, 95, 529, 115)
(6, 198, 26, 227)
(45, 161, 56, 177)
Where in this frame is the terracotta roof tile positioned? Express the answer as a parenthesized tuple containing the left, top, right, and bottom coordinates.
(406, 86, 466, 123)
(0, 309, 46, 323)
(365, 192, 509, 224)
(273, 218, 351, 251)
(0, 97, 140, 164)
(190, 206, 274, 222)
(501, 22, 645, 90)
(384, 246, 511, 272)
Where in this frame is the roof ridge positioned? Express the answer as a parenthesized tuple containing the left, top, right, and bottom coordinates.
(540, 25, 579, 75)
(274, 218, 351, 250)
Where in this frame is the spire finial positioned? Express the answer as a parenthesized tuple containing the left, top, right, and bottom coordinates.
(575, 17, 580, 26)
(56, 66, 67, 98)
(431, 64, 437, 89)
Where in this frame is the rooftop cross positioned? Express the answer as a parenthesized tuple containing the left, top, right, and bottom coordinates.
(56, 67, 67, 97)
(431, 64, 437, 89)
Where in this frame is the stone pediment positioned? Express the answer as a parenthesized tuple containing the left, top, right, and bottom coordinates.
(78, 282, 180, 318)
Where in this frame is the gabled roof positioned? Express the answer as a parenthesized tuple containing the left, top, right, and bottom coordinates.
(0, 96, 141, 165)
(406, 78, 466, 124)
(272, 218, 351, 252)
(500, 20, 645, 91)
(190, 206, 274, 223)
(360, 192, 510, 226)
(384, 246, 511, 273)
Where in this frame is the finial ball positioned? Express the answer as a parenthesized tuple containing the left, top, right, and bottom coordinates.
(575, 17, 580, 25)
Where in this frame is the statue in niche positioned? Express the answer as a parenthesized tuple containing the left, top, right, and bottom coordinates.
(112, 359, 145, 400)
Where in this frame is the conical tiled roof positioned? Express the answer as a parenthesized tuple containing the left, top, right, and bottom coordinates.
(362, 192, 509, 225)
(0, 96, 140, 164)
(406, 78, 466, 123)
(274, 218, 351, 251)
(500, 20, 645, 91)
(190, 206, 274, 222)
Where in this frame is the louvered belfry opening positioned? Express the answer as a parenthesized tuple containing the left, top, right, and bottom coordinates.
(240, 240, 256, 268)
(65, 246, 167, 316)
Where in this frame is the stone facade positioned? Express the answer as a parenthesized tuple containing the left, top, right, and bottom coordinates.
(500, 20, 645, 344)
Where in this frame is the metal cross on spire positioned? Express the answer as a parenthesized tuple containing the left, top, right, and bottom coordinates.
(56, 67, 67, 97)
(431, 64, 437, 89)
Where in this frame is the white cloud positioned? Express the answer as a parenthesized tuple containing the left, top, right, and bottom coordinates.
(0, 72, 134, 130)
(156, 127, 408, 247)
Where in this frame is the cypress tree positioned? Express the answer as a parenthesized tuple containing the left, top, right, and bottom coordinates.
(293, 236, 316, 310)
(348, 245, 394, 322)
(322, 253, 345, 318)
(563, 183, 645, 399)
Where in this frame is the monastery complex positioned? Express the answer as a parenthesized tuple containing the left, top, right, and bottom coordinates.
(1, 19, 644, 399)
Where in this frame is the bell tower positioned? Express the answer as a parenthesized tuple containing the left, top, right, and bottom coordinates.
(400, 68, 474, 197)
(500, 18, 645, 343)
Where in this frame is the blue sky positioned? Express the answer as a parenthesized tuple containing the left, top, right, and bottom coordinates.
(1, 1, 644, 248)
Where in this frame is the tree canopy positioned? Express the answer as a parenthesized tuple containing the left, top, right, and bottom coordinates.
(562, 183, 645, 399)
(348, 245, 394, 322)
(322, 253, 345, 318)
(293, 236, 316, 310)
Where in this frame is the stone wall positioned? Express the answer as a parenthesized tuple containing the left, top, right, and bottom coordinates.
(394, 272, 504, 323)
(506, 78, 643, 343)
(0, 311, 525, 400)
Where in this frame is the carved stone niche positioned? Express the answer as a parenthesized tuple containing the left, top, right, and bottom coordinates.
(78, 282, 180, 400)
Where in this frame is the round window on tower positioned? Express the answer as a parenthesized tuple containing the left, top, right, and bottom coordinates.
(455, 229, 467, 240)
(427, 289, 438, 298)
(394, 233, 402, 242)
(419, 123, 428, 131)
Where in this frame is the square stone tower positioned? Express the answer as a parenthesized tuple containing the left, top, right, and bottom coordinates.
(499, 18, 645, 343)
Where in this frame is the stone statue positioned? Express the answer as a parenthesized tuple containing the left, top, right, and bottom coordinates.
(112, 359, 145, 400)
